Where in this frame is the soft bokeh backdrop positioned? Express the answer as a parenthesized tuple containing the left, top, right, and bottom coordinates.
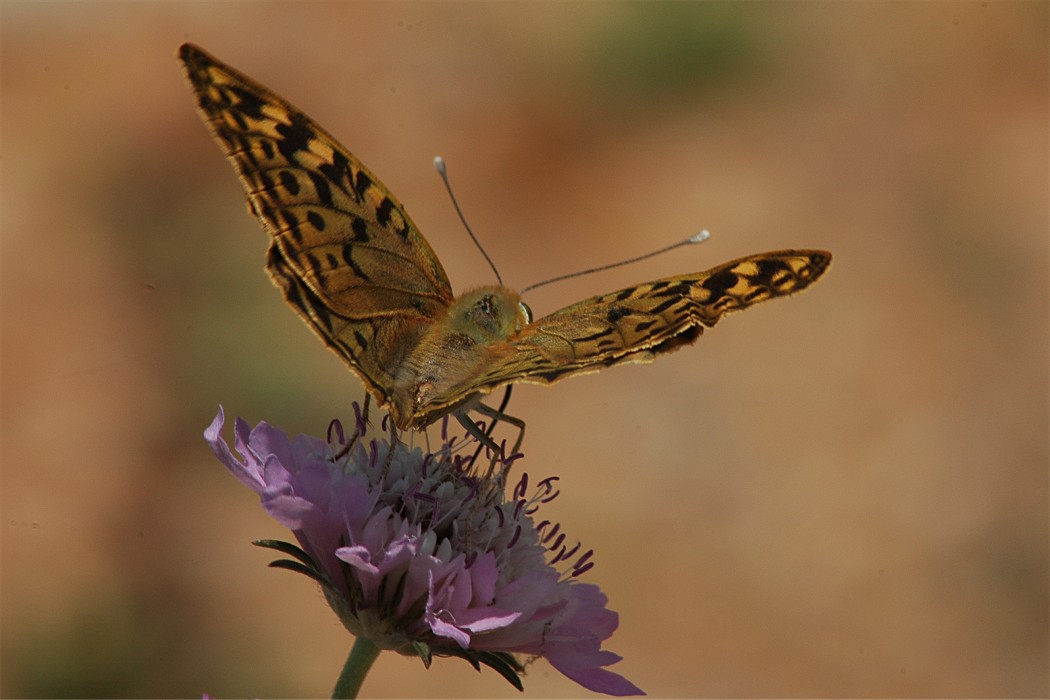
(3, 2, 1046, 697)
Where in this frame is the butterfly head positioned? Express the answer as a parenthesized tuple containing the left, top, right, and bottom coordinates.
(446, 287, 530, 342)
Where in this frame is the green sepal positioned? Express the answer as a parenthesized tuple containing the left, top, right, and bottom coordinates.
(411, 640, 433, 668)
(267, 558, 329, 585)
(253, 538, 314, 566)
(434, 647, 525, 692)
(252, 539, 329, 586)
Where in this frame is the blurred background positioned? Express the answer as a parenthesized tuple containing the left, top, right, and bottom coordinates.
(3, 2, 1046, 697)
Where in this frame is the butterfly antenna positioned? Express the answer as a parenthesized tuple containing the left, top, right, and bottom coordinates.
(520, 230, 711, 294)
(434, 157, 503, 286)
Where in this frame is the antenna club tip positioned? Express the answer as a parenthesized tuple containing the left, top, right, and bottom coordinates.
(688, 229, 711, 244)
(433, 156, 446, 174)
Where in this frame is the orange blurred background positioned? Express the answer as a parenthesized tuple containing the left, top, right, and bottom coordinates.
(3, 3, 1046, 697)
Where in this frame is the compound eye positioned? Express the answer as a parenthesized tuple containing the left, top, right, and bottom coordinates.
(519, 301, 533, 324)
(476, 295, 495, 316)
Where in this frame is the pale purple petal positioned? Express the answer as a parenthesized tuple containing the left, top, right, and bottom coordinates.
(335, 545, 378, 574)
(467, 552, 498, 606)
(426, 571, 472, 648)
(549, 652, 644, 697)
(454, 607, 521, 633)
(541, 584, 644, 696)
(204, 408, 266, 492)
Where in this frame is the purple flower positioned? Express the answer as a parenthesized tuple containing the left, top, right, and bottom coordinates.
(204, 405, 643, 697)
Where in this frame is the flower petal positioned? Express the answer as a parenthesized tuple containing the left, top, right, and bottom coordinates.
(204, 407, 266, 492)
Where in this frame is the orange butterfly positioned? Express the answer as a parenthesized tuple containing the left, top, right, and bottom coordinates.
(179, 43, 831, 440)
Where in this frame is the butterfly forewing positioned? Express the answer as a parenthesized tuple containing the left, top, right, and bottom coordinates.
(178, 43, 453, 318)
(459, 250, 831, 395)
(179, 43, 458, 414)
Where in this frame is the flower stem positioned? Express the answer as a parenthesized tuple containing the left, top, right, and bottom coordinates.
(331, 636, 381, 699)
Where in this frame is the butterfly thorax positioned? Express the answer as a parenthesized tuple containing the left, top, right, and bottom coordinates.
(391, 287, 529, 429)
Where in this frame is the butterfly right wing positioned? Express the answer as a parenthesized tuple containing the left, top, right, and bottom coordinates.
(474, 249, 832, 390)
(179, 44, 454, 406)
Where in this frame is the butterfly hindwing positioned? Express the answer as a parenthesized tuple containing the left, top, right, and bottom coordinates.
(266, 244, 435, 408)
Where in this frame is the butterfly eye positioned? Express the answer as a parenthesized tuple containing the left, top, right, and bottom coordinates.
(519, 301, 533, 324)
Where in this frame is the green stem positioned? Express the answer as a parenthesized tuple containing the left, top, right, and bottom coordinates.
(331, 636, 381, 699)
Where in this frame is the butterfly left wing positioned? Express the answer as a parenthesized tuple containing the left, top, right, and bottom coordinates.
(178, 44, 453, 316)
(469, 249, 832, 395)
(179, 44, 455, 414)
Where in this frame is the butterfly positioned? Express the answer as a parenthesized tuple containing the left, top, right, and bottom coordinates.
(179, 43, 831, 443)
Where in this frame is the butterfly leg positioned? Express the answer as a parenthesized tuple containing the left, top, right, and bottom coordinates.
(456, 408, 522, 483)
(482, 385, 514, 447)
(459, 386, 524, 471)
(475, 401, 526, 458)
(360, 392, 371, 425)
(467, 402, 526, 484)
(380, 413, 400, 480)
(456, 411, 502, 457)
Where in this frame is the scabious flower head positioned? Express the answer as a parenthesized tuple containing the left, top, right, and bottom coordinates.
(204, 405, 643, 696)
